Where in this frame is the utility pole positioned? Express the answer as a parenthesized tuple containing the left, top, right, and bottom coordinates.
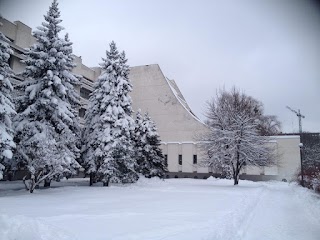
(299, 143, 305, 187)
(286, 106, 305, 133)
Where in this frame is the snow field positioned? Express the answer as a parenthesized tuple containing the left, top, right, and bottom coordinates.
(0, 178, 319, 240)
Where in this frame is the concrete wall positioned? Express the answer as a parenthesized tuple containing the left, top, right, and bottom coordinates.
(242, 136, 301, 181)
(276, 136, 301, 181)
(0, 18, 36, 48)
(129, 64, 208, 143)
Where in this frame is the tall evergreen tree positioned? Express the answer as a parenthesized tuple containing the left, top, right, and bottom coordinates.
(133, 110, 145, 174)
(0, 21, 16, 180)
(13, 0, 81, 192)
(134, 111, 167, 178)
(82, 41, 137, 186)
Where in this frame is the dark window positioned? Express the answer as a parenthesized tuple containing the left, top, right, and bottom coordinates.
(193, 155, 197, 164)
(178, 155, 182, 165)
(164, 154, 168, 166)
(80, 88, 92, 99)
(79, 108, 86, 118)
(8, 55, 14, 68)
(174, 175, 178, 178)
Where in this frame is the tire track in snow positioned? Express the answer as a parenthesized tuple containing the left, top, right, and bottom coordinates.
(241, 184, 320, 240)
(235, 187, 268, 240)
(204, 185, 267, 240)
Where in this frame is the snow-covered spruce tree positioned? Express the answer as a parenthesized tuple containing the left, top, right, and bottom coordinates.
(13, 0, 81, 192)
(0, 23, 16, 180)
(82, 41, 137, 186)
(133, 110, 144, 173)
(198, 88, 275, 185)
(134, 110, 167, 178)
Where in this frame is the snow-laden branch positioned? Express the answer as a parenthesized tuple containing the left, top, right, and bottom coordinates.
(198, 88, 277, 185)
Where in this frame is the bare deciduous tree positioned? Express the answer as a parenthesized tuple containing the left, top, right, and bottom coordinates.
(257, 115, 281, 136)
(198, 88, 276, 185)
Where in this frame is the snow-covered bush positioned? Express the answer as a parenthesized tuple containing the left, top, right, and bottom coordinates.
(0, 19, 16, 180)
(82, 41, 137, 186)
(298, 169, 320, 193)
(13, 0, 81, 192)
(302, 133, 320, 193)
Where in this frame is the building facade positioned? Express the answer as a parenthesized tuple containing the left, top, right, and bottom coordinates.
(0, 17, 301, 181)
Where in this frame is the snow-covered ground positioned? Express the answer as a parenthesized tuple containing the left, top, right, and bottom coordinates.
(0, 177, 319, 240)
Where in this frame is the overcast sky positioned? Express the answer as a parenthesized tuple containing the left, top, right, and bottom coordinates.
(1, 0, 319, 133)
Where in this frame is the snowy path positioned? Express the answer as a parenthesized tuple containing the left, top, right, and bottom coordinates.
(0, 178, 319, 240)
(241, 184, 320, 240)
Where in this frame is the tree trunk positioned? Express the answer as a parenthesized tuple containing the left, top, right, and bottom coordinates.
(29, 176, 36, 193)
(89, 172, 94, 186)
(233, 146, 241, 185)
(233, 167, 240, 185)
(234, 176, 239, 185)
(44, 178, 51, 188)
(7, 171, 13, 181)
(103, 178, 109, 187)
(34, 173, 41, 189)
(23, 175, 29, 191)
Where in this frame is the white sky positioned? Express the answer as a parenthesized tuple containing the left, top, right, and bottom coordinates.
(1, 0, 319, 133)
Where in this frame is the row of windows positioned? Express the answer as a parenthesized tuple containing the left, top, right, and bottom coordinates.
(166, 175, 208, 179)
(164, 154, 198, 165)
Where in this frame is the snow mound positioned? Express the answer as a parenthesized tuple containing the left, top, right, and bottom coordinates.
(291, 183, 320, 221)
(135, 175, 166, 186)
(206, 176, 218, 181)
(207, 177, 266, 187)
(0, 215, 76, 240)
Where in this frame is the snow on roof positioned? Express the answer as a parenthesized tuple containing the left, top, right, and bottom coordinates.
(271, 135, 300, 139)
(164, 76, 205, 124)
(161, 141, 198, 145)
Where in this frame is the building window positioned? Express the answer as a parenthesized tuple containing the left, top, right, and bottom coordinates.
(79, 108, 86, 118)
(193, 155, 197, 164)
(164, 154, 168, 166)
(178, 155, 182, 165)
(9, 55, 14, 68)
(80, 87, 92, 99)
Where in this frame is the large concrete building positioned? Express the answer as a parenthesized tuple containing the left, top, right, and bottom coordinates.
(0, 17, 302, 181)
